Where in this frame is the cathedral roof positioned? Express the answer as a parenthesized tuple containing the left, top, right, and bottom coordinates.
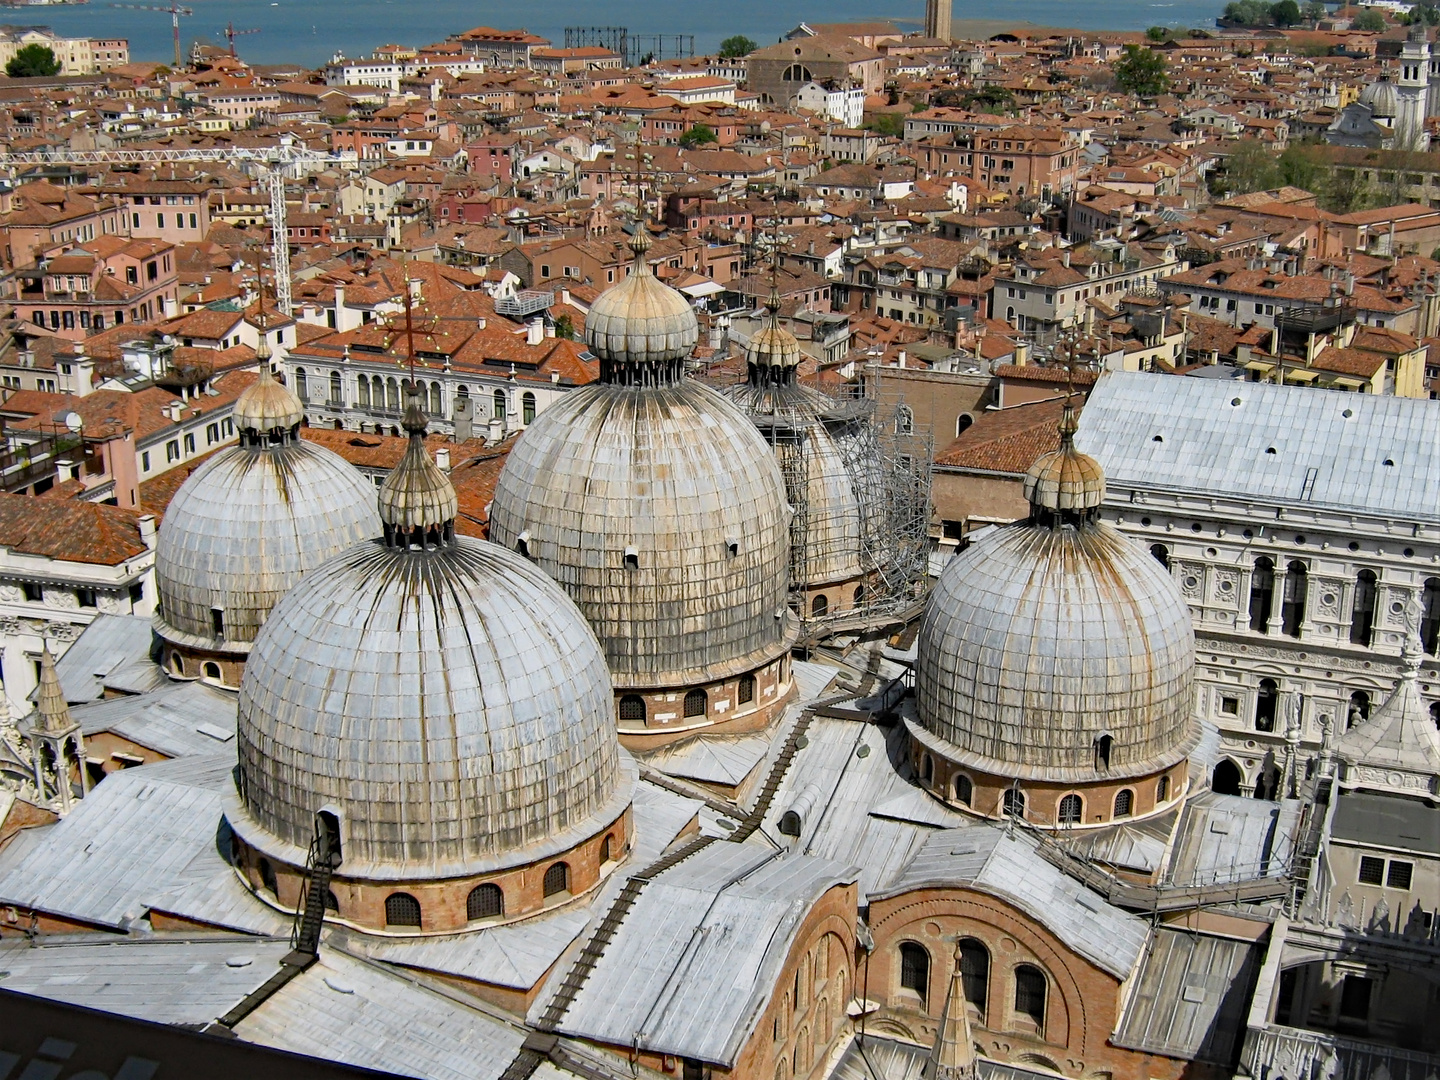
(1335, 627, 1440, 798)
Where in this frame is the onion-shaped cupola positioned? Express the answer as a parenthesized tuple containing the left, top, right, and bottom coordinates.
(911, 403, 1199, 827)
(228, 389, 633, 933)
(746, 290, 804, 387)
(585, 226, 700, 385)
(152, 330, 379, 686)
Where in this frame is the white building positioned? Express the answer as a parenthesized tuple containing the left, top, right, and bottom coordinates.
(793, 81, 865, 129)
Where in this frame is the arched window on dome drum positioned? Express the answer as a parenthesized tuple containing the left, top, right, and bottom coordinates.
(543, 862, 569, 898)
(898, 942, 929, 1004)
(854, 585, 865, 607)
(430, 382, 442, 416)
(356, 377, 370, 407)
(325, 890, 339, 913)
(959, 939, 989, 1020)
(1255, 679, 1278, 732)
(522, 391, 536, 425)
(294, 367, 308, 402)
(919, 753, 932, 782)
(1350, 570, 1378, 646)
(1431, 702, 1440, 729)
(203, 661, 221, 681)
(467, 883, 504, 920)
(1114, 789, 1134, 818)
(601, 834, 613, 863)
(1095, 733, 1113, 770)
(170, 653, 184, 675)
(738, 675, 755, 705)
(385, 892, 422, 927)
(812, 593, 828, 618)
(1282, 561, 1308, 638)
(1156, 773, 1169, 803)
(330, 370, 342, 405)
(1014, 965, 1047, 1034)
(619, 694, 646, 722)
(684, 689, 708, 718)
(1003, 788, 1025, 819)
(1058, 793, 1082, 824)
(258, 858, 277, 896)
(954, 774, 972, 805)
(1150, 544, 1170, 570)
(1250, 557, 1275, 634)
(492, 389, 506, 421)
(1423, 578, 1440, 655)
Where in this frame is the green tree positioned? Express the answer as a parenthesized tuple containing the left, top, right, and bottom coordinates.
(1302, 0, 1327, 20)
(5, 43, 61, 78)
(717, 35, 757, 57)
(1352, 9, 1387, 30)
(1270, 0, 1302, 25)
(1146, 25, 1169, 39)
(553, 314, 575, 340)
(1278, 140, 1326, 190)
(1321, 167, 1373, 212)
(864, 113, 904, 137)
(963, 84, 1015, 112)
(1112, 45, 1169, 97)
(1221, 138, 1282, 195)
(678, 123, 718, 148)
(1223, 0, 1274, 24)
(1406, 3, 1440, 22)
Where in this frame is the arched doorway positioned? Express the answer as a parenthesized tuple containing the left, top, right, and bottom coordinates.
(1212, 759, 1244, 796)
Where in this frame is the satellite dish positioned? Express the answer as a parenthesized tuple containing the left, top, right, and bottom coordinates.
(63, 411, 82, 433)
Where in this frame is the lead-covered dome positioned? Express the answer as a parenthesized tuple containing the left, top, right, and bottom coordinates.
(155, 356, 379, 654)
(585, 227, 699, 369)
(1360, 77, 1398, 119)
(490, 382, 793, 687)
(231, 396, 627, 878)
(915, 406, 1197, 783)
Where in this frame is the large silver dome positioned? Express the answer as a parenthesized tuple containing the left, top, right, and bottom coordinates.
(1360, 77, 1399, 119)
(915, 411, 1197, 783)
(155, 436, 379, 651)
(489, 381, 794, 687)
(232, 402, 627, 878)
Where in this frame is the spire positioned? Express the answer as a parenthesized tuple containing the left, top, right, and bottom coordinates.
(1335, 609, 1440, 796)
(377, 388, 458, 550)
(36, 645, 74, 735)
(926, 940, 976, 1080)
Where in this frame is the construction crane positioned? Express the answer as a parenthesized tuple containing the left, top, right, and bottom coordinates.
(222, 21, 260, 57)
(111, 1, 194, 68)
(0, 136, 357, 316)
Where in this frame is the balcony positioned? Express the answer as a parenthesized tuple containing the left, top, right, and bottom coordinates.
(1245, 1024, 1440, 1080)
(495, 289, 555, 318)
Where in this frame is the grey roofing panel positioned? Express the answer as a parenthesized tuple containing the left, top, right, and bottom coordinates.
(235, 950, 526, 1080)
(1077, 370, 1440, 522)
(1114, 926, 1262, 1064)
(72, 680, 238, 759)
(1166, 792, 1299, 887)
(760, 716, 961, 899)
(557, 843, 859, 1065)
(878, 828, 1149, 980)
(0, 935, 291, 1025)
(0, 753, 236, 929)
(49, 614, 154, 703)
(1331, 791, 1440, 854)
(644, 733, 772, 786)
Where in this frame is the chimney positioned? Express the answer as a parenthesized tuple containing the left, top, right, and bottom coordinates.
(1062, 249, 1071, 268)
(167, 401, 184, 423)
(487, 415, 504, 442)
(138, 514, 157, 548)
(897, 350, 907, 368)
(161, 295, 177, 318)
(526, 317, 544, 345)
(1014, 340, 1030, 366)
(435, 446, 451, 471)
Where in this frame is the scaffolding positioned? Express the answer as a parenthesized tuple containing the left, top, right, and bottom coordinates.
(562, 26, 695, 64)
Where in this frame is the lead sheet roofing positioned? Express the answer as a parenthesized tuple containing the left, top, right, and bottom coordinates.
(555, 842, 859, 1065)
(1076, 370, 1440, 522)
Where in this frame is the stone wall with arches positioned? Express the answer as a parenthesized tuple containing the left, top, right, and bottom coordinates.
(866, 886, 1190, 1080)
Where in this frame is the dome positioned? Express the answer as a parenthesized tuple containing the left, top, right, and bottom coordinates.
(377, 398, 459, 537)
(233, 345, 303, 436)
(1361, 78, 1398, 119)
(914, 411, 1197, 784)
(784, 423, 863, 584)
(746, 293, 803, 373)
(231, 397, 628, 878)
(585, 228, 699, 371)
(155, 424, 380, 653)
(489, 379, 794, 687)
(1022, 406, 1106, 512)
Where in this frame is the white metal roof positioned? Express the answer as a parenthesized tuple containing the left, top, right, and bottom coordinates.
(556, 843, 858, 1065)
(1077, 370, 1440, 522)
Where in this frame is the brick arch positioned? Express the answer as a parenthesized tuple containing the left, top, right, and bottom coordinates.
(869, 893, 1099, 1056)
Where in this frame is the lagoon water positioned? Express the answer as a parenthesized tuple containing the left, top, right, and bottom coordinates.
(22, 0, 1222, 68)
